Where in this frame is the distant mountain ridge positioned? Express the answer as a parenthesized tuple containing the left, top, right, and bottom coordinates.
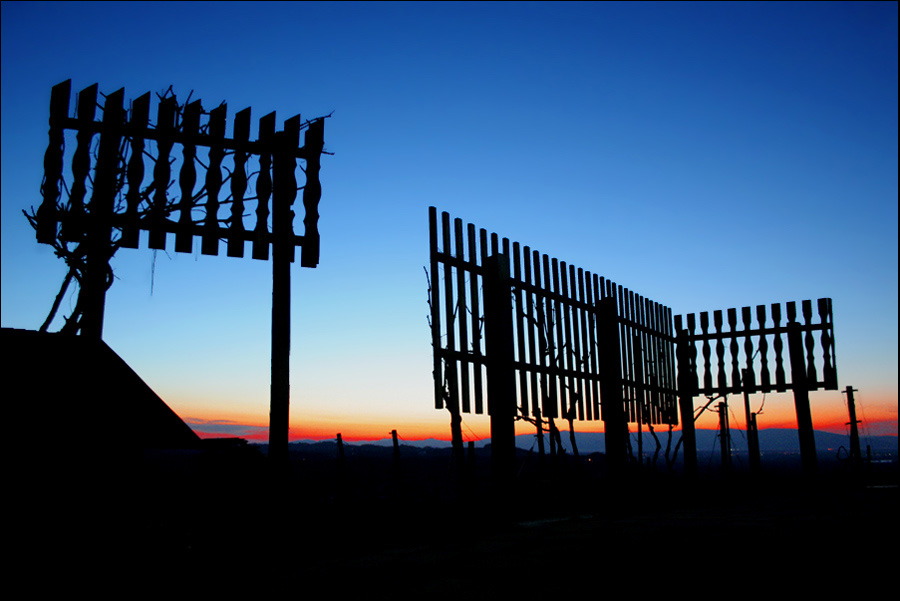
(302, 429, 897, 456)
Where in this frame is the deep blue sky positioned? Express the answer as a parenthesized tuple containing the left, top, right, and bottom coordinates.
(2, 1, 897, 440)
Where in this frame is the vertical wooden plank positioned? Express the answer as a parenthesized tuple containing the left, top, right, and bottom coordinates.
(454, 218, 470, 414)
(819, 298, 837, 389)
(534, 249, 549, 418)
(149, 95, 176, 250)
(728, 308, 741, 392)
(428, 207, 443, 409)
(120, 91, 150, 249)
(252, 112, 275, 260)
(524, 246, 539, 417)
(37, 80, 71, 244)
(577, 267, 591, 420)
(802, 300, 818, 386)
(558, 260, 574, 420)
(757, 305, 771, 392)
(62, 83, 98, 243)
(175, 99, 201, 254)
(201, 104, 227, 256)
(277, 115, 301, 263)
(552, 258, 567, 419)
(686, 313, 698, 392)
(590, 273, 602, 419)
(543, 253, 559, 419)
(300, 118, 324, 268)
(467, 222, 484, 414)
(772, 302, 787, 392)
(513, 242, 528, 417)
(227, 107, 251, 258)
(441, 212, 459, 412)
(704, 311, 715, 392)
(664, 305, 679, 424)
(742, 306, 756, 393)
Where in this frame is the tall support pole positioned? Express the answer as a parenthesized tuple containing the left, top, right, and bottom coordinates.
(718, 401, 731, 472)
(81, 89, 124, 341)
(484, 253, 516, 487)
(843, 386, 862, 465)
(787, 322, 817, 476)
(633, 333, 644, 466)
(268, 121, 299, 467)
(742, 368, 761, 475)
(676, 329, 698, 478)
(598, 296, 627, 474)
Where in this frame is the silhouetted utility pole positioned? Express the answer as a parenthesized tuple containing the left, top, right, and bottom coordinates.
(843, 386, 862, 465)
(742, 368, 761, 474)
(787, 322, 817, 476)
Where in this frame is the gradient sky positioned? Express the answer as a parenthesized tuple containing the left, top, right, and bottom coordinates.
(2, 1, 897, 445)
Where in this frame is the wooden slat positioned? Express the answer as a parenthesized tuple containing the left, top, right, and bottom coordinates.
(175, 100, 201, 254)
(120, 91, 149, 249)
(429, 207, 443, 409)
(201, 104, 227, 256)
(227, 107, 251, 258)
(252, 112, 275, 260)
(454, 218, 470, 413)
(37, 80, 71, 244)
(441, 212, 460, 412)
(468, 223, 484, 414)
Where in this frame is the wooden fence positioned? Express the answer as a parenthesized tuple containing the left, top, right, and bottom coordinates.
(37, 79, 325, 266)
(35, 79, 326, 463)
(428, 207, 679, 429)
(675, 298, 837, 396)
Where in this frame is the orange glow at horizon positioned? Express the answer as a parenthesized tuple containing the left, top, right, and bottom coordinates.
(178, 388, 897, 442)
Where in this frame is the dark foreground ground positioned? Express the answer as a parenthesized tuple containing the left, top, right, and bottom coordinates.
(12, 444, 897, 595)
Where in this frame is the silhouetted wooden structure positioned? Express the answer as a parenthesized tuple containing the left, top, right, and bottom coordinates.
(429, 208, 679, 479)
(35, 80, 326, 464)
(675, 300, 837, 476)
(428, 208, 839, 480)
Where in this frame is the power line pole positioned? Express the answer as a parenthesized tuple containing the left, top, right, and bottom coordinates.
(843, 386, 862, 465)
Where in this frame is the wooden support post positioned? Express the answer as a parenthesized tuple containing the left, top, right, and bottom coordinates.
(534, 408, 546, 461)
(81, 89, 124, 341)
(742, 368, 761, 475)
(598, 296, 627, 473)
(268, 121, 299, 467)
(676, 329, 698, 478)
(633, 332, 644, 465)
(718, 401, 731, 471)
(787, 322, 817, 476)
(484, 253, 516, 487)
